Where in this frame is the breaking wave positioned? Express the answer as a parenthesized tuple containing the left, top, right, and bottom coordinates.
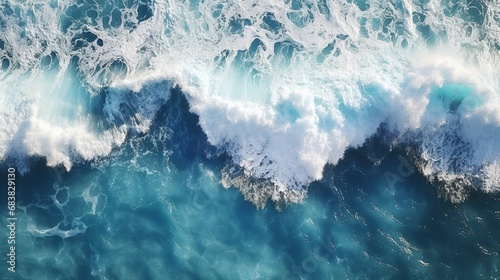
(0, 0, 499, 207)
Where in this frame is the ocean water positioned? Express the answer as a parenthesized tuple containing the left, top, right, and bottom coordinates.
(1, 0, 499, 279)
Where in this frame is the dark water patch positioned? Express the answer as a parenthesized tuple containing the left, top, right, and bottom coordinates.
(86, 8, 99, 20)
(0, 2, 15, 17)
(1, 57, 10, 70)
(359, 17, 369, 38)
(401, 38, 408, 48)
(102, 5, 113, 29)
(71, 30, 98, 51)
(337, 34, 349, 40)
(110, 8, 122, 28)
(247, 38, 266, 57)
(60, 14, 73, 33)
(416, 24, 437, 45)
(152, 87, 216, 169)
(316, 41, 336, 63)
(465, 0, 486, 25)
(290, 0, 303, 10)
(96, 84, 217, 167)
(60, 0, 154, 31)
(261, 12, 284, 35)
(137, 1, 153, 23)
(382, 17, 393, 34)
(40, 55, 52, 68)
(85, 86, 108, 132)
(65, 4, 82, 19)
(229, 16, 252, 35)
(353, 0, 370, 11)
(97, 38, 104, 47)
(212, 3, 223, 19)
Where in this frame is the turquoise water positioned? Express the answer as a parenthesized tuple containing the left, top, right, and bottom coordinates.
(1, 0, 500, 279)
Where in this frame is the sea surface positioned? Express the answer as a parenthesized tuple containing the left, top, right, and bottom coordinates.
(1, 0, 499, 279)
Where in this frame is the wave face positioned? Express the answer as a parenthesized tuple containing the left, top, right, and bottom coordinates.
(1, 0, 499, 206)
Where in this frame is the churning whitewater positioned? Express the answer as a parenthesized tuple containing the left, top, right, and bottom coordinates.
(0, 0, 499, 207)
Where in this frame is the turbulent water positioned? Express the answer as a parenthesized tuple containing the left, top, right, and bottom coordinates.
(1, 0, 500, 279)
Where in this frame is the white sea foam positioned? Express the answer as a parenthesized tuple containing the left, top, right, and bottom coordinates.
(0, 0, 498, 206)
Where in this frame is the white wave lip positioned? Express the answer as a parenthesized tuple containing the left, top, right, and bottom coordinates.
(0, 0, 498, 206)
